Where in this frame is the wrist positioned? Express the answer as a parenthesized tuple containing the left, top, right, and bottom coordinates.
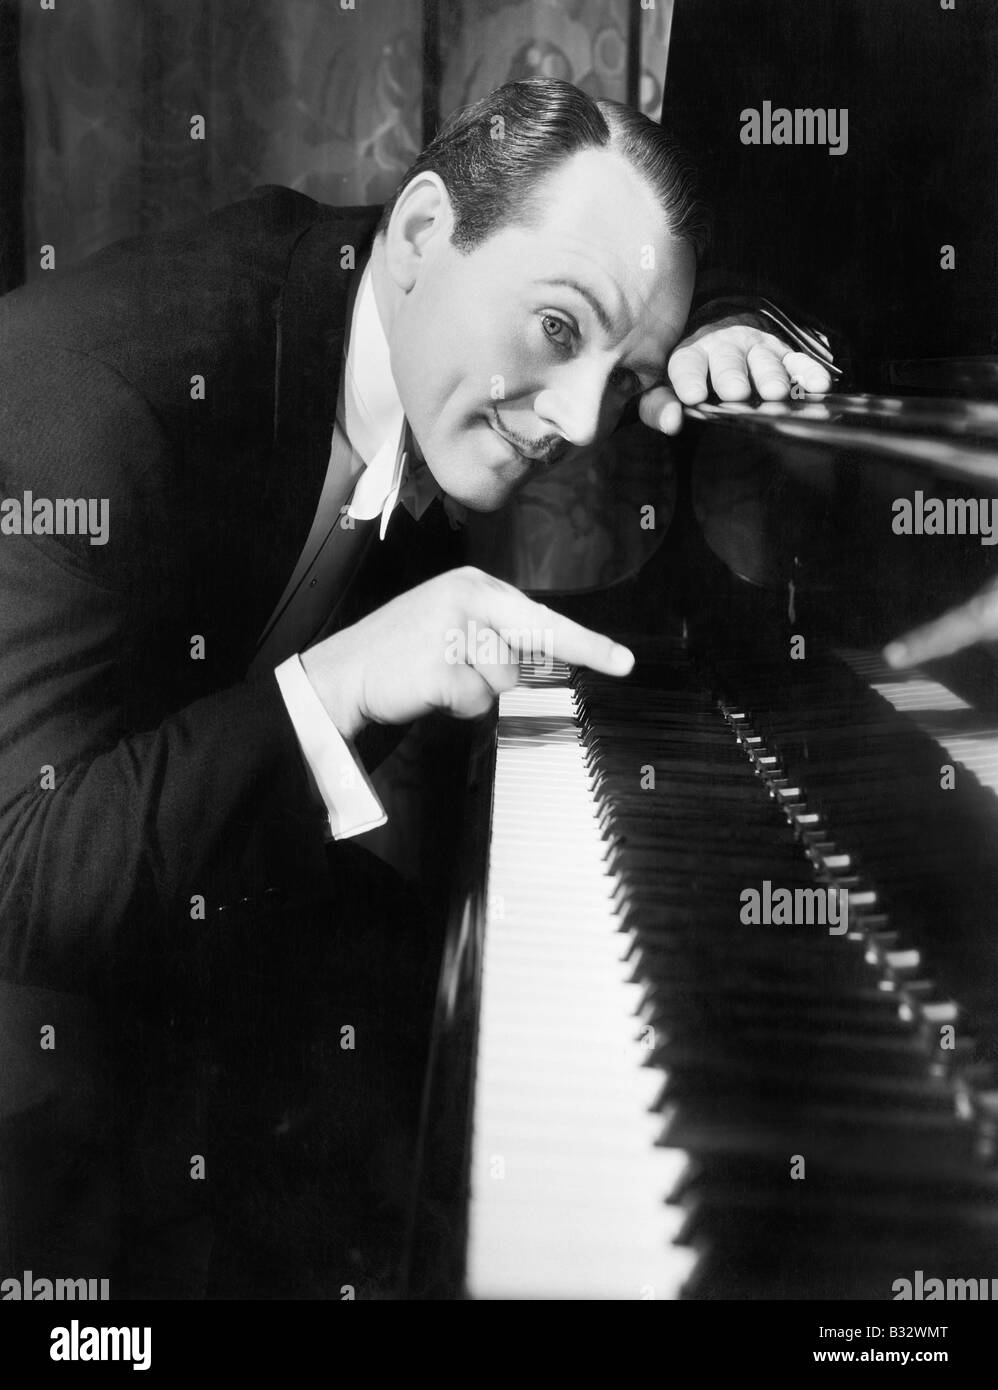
(300, 642, 366, 742)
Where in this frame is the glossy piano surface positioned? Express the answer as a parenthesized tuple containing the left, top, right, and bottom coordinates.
(464, 389, 998, 620)
(463, 418, 678, 595)
(685, 391, 998, 481)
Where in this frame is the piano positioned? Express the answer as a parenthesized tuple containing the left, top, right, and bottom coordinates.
(394, 0, 998, 1300)
(400, 388, 998, 1299)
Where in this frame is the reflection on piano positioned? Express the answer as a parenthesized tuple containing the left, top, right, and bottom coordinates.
(685, 394, 998, 483)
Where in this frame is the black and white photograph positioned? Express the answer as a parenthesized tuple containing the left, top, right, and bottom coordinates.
(0, 0, 996, 1352)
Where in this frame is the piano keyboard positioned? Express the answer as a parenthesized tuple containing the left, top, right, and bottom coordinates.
(464, 640, 998, 1300)
(466, 667, 695, 1300)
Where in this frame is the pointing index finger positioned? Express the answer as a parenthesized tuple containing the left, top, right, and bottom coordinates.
(480, 581, 634, 677)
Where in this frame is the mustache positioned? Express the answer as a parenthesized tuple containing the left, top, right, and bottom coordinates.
(491, 407, 567, 467)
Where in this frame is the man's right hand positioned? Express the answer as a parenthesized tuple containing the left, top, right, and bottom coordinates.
(300, 566, 635, 741)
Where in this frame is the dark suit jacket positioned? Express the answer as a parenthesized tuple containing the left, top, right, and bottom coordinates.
(0, 187, 437, 989)
(0, 182, 816, 993)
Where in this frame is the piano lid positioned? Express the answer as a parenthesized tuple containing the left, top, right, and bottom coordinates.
(685, 392, 998, 485)
(463, 387, 998, 597)
(688, 392, 998, 599)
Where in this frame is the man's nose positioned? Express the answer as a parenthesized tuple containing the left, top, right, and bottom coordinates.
(532, 363, 613, 450)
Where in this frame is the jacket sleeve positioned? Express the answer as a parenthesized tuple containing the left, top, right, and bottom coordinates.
(0, 348, 330, 990)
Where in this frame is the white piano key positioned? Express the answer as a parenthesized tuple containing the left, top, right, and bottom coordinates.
(838, 647, 998, 798)
(466, 671, 693, 1301)
(466, 1202, 698, 1300)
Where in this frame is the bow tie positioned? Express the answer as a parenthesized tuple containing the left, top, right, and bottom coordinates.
(368, 421, 467, 537)
(394, 423, 443, 526)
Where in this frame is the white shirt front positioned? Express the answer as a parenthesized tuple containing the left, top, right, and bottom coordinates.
(273, 258, 432, 840)
(339, 260, 408, 533)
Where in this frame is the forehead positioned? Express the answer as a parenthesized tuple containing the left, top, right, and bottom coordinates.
(492, 147, 695, 325)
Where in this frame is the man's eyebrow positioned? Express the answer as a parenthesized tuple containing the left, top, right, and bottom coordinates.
(539, 277, 615, 336)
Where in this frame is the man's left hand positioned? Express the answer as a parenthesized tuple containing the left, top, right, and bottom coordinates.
(638, 315, 835, 436)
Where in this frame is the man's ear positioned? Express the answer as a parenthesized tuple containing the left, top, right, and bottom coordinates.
(383, 172, 455, 292)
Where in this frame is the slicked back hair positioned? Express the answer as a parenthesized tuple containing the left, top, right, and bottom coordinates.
(375, 76, 711, 264)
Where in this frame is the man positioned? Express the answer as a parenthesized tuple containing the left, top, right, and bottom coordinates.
(0, 78, 835, 1295)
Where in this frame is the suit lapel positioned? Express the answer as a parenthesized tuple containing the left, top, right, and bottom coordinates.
(249, 206, 381, 628)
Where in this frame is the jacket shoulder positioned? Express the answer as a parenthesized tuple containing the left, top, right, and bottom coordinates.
(0, 189, 381, 358)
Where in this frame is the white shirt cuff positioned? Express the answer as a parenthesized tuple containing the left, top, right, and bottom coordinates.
(274, 654, 387, 840)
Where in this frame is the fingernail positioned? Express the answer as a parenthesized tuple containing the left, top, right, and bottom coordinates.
(612, 643, 635, 675)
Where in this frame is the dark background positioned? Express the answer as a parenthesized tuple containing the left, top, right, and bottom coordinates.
(664, 0, 998, 375)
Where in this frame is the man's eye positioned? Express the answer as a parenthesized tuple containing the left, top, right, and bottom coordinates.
(541, 314, 573, 348)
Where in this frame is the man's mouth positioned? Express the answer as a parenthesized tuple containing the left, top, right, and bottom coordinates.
(489, 408, 563, 467)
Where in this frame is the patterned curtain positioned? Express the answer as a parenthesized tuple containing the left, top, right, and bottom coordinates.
(13, 0, 672, 281)
(0, 1, 23, 293)
(17, 0, 425, 276)
(438, 0, 671, 116)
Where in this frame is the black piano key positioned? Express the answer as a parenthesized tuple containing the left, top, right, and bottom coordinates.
(568, 635, 998, 1298)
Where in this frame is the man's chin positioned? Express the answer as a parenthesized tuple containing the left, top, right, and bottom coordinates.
(436, 481, 516, 514)
(420, 445, 530, 513)
(460, 490, 515, 514)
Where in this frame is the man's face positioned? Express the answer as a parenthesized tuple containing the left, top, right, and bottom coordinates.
(380, 147, 697, 511)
